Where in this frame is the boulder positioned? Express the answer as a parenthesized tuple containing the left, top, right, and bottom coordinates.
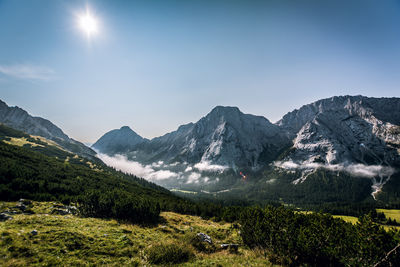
(0, 213, 12, 221)
(50, 205, 78, 215)
(197, 233, 213, 244)
(18, 199, 32, 205)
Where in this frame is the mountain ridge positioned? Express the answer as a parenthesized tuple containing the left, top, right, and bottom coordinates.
(92, 95, 400, 198)
(0, 99, 97, 160)
(94, 105, 290, 169)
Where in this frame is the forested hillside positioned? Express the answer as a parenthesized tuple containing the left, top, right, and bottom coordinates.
(0, 124, 245, 223)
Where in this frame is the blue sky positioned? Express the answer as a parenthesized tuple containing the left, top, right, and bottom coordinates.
(1, 0, 400, 143)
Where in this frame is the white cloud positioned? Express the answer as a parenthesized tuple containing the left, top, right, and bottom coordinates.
(184, 166, 193, 172)
(274, 160, 395, 178)
(97, 153, 230, 185)
(186, 172, 201, 184)
(151, 161, 164, 168)
(0, 63, 56, 81)
(97, 153, 178, 181)
(194, 161, 228, 173)
(149, 170, 177, 180)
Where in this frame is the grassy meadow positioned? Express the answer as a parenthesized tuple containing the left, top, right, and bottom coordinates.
(0, 201, 272, 266)
(334, 209, 400, 231)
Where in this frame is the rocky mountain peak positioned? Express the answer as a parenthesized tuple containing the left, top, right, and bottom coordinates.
(92, 125, 145, 155)
(120, 125, 132, 131)
(208, 106, 241, 116)
(277, 95, 400, 169)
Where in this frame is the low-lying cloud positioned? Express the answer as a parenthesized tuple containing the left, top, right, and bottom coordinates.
(186, 172, 201, 184)
(193, 161, 228, 173)
(97, 153, 178, 181)
(274, 160, 395, 178)
(96, 153, 221, 185)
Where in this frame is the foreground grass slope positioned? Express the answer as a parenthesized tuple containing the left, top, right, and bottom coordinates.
(0, 201, 271, 266)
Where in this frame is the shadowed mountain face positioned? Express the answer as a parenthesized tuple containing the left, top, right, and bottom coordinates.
(92, 126, 146, 155)
(0, 99, 97, 160)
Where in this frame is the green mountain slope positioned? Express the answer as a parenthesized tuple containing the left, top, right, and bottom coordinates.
(0, 124, 245, 223)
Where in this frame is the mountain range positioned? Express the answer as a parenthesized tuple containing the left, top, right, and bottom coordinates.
(93, 95, 400, 202)
(94, 106, 290, 169)
(1, 96, 399, 204)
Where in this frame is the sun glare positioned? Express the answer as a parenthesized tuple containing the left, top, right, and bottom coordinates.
(78, 9, 99, 38)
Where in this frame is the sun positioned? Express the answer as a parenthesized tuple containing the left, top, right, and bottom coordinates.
(78, 9, 99, 38)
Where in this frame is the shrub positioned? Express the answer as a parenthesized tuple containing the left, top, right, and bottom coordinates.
(146, 242, 194, 265)
(77, 189, 160, 224)
(240, 206, 399, 266)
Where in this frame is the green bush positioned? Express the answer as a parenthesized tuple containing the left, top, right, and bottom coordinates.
(146, 242, 194, 265)
(77, 189, 160, 224)
(240, 206, 399, 266)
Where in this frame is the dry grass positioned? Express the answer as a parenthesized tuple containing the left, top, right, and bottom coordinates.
(3, 137, 44, 148)
(332, 215, 359, 225)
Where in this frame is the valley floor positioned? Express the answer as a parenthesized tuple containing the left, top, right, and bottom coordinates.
(0, 201, 273, 266)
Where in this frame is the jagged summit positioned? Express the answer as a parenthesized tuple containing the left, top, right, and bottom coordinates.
(277, 95, 400, 134)
(276, 95, 400, 166)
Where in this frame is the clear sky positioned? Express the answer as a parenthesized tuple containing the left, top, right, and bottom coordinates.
(1, 0, 400, 143)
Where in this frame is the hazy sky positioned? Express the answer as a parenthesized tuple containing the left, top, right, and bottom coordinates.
(1, 0, 400, 143)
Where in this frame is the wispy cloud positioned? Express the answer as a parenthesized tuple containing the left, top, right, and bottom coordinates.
(96, 153, 222, 185)
(186, 172, 201, 184)
(97, 153, 179, 181)
(0, 63, 56, 81)
(274, 160, 395, 178)
(193, 161, 228, 173)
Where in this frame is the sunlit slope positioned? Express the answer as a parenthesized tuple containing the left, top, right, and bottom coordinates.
(0, 201, 272, 266)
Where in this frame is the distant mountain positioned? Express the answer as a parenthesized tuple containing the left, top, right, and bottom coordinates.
(272, 95, 400, 199)
(0, 99, 97, 160)
(93, 95, 400, 204)
(277, 95, 400, 166)
(94, 106, 290, 170)
(92, 126, 146, 155)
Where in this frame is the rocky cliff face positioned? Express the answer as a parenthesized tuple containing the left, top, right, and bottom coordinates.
(95, 106, 290, 170)
(277, 96, 400, 166)
(0, 99, 96, 159)
(274, 96, 400, 198)
(92, 96, 399, 197)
